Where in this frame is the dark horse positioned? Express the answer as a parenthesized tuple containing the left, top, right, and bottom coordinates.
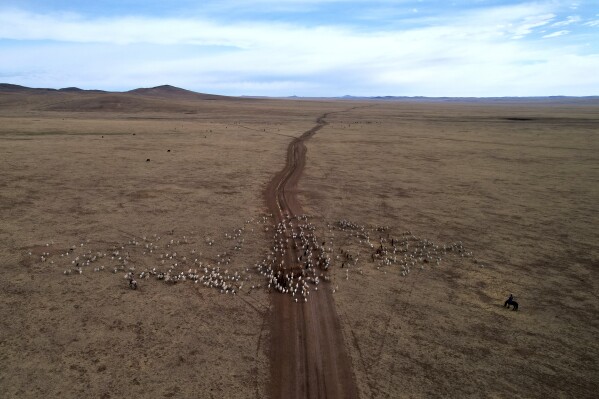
(504, 294, 518, 311)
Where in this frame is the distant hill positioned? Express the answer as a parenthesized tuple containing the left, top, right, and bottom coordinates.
(58, 87, 84, 92)
(0, 83, 106, 94)
(0, 83, 55, 93)
(0, 83, 249, 113)
(0, 83, 231, 100)
(127, 85, 232, 101)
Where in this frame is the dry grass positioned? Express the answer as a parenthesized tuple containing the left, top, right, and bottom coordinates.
(0, 93, 597, 398)
(302, 102, 599, 398)
(0, 95, 344, 399)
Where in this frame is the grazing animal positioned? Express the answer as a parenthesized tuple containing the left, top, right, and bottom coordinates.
(504, 294, 518, 311)
(125, 272, 138, 290)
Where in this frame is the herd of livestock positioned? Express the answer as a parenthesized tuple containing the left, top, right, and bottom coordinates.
(27, 213, 476, 301)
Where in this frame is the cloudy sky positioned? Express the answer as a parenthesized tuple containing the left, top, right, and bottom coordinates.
(1, 0, 598, 96)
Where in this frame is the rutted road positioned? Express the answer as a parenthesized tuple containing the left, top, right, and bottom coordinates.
(265, 111, 359, 399)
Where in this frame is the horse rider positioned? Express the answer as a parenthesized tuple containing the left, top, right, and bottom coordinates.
(504, 293, 514, 307)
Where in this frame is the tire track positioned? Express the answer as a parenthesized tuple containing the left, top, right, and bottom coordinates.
(265, 109, 362, 399)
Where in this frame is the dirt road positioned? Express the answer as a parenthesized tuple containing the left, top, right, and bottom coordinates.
(265, 112, 359, 399)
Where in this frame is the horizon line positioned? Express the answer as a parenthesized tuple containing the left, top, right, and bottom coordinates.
(1, 82, 598, 99)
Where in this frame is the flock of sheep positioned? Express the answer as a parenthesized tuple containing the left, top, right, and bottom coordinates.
(27, 213, 476, 301)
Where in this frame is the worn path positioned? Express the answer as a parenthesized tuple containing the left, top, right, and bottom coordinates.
(265, 110, 359, 399)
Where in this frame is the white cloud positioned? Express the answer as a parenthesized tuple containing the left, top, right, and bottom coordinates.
(509, 13, 556, 39)
(0, 5, 559, 46)
(552, 15, 581, 27)
(0, 3, 598, 96)
(543, 30, 570, 38)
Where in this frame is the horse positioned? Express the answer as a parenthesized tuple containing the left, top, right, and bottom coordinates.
(504, 296, 518, 311)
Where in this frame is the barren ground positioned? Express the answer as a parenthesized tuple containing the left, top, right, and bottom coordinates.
(0, 92, 597, 398)
(301, 102, 599, 398)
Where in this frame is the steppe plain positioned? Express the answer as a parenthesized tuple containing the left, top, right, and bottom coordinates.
(0, 86, 597, 398)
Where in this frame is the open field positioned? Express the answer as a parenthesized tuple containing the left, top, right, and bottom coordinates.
(301, 102, 599, 397)
(1, 89, 598, 398)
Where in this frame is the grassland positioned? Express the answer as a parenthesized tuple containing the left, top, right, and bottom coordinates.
(0, 89, 597, 398)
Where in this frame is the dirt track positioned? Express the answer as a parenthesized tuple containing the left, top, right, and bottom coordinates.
(265, 112, 359, 399)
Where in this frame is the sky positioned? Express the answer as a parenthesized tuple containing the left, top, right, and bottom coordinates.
(0, 0, 598, 97)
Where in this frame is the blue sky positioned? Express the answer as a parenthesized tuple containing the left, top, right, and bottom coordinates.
(1, 1, 598, 96)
